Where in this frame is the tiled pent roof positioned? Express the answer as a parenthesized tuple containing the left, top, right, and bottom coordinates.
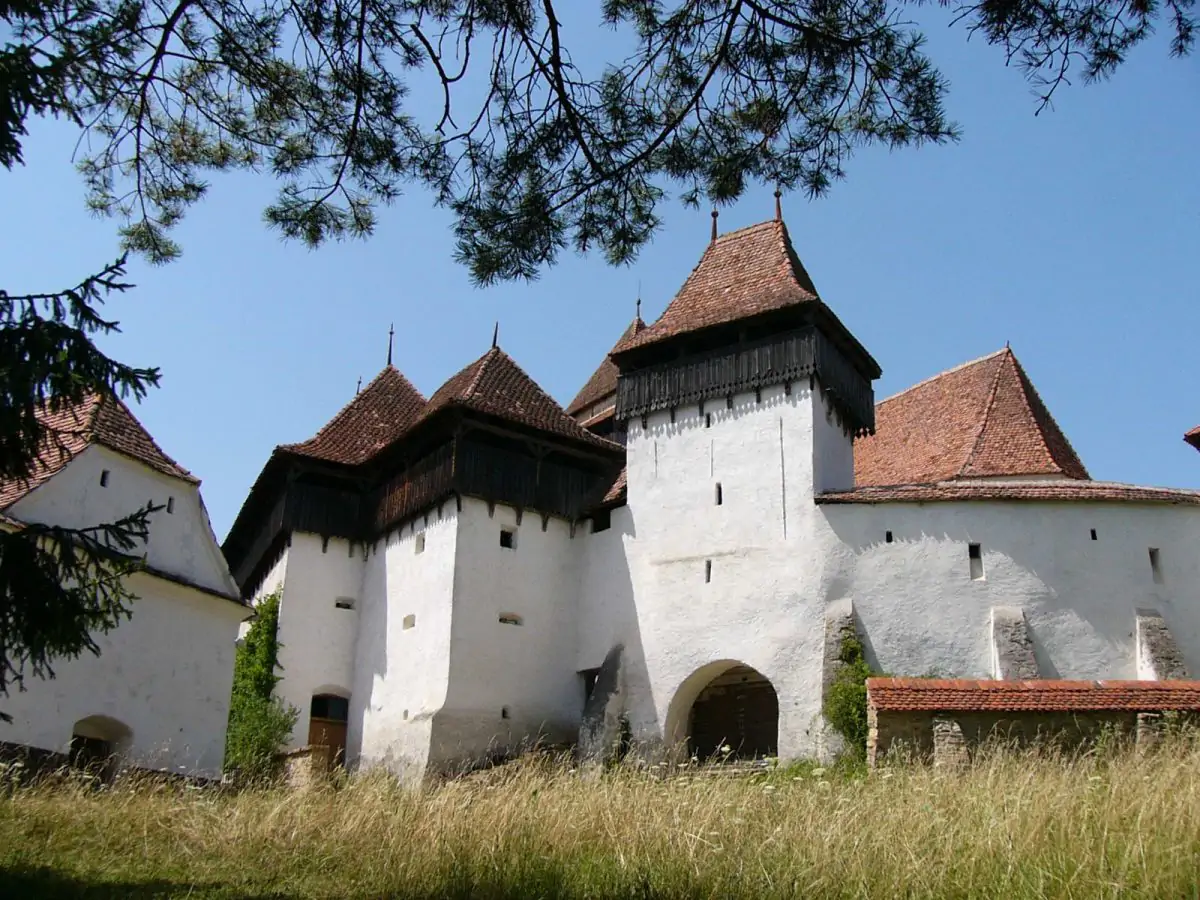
(566, 316, 645, 416)
(818, 480, 1200, 506)
(421, 347, 620, 450)
(281, 365, 425, 465)
(615, 220, 821, 353)
(0, 393, 197, 510)
(867, 678, 1200, 712)
(854, 348, 1089, 487)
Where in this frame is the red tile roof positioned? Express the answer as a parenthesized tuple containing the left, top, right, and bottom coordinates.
(1186, 426, 1200, 451)
(615, 220, 821, 354)
(867, 677, 1200, 712)
(854, 348, 1089, 486)
(818, 480, 1200, 506)
(421, 347, 621, 450)
(0, 393, 197, 511)
(566, 316, 645, 417)
(599, 467, 627, 506)
(281, 365, 425, 466)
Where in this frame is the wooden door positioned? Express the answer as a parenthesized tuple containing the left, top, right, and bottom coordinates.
(308, 717, 347, 767)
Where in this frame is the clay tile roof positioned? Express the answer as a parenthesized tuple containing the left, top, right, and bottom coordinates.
(280, 365, 425, 466)
(600, 467, 627, 505)
(866, 677, 1200, 712)
(566, 316, 645, 417)
(854, 348, 1089, 487)
(615, 219, 821, 354)
(817, 480, 1200, 506)
(421, 347, 621, 451)
(0, 393, 197, 510)
(1186, 426, 1200, 451)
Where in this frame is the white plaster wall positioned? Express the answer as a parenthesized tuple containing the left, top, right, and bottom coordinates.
(273, 533, 364, 748)
(577, 506, 636, 671)
(352, 510, 457, 776)
(823, 499, 1200, 682)
(0, 571, 246, 778)
(441, 499, 582, 764)
(10, 446, 238, 597)
(617, 384, 843, 759)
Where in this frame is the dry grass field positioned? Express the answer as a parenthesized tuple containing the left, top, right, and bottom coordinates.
(2, 740, 1199, 899)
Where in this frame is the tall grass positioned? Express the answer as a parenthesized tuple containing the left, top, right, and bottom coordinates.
(3, 739, 1200, 899)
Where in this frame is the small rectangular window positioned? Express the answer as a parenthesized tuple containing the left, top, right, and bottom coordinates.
(402, 614, 416, 630)
(715, 483, 723, 506)
(591, 509, 611, 533)
(166, 497, 174, 514)
(885, 531, 893, 544)
(498, 613, 523, 626)
(705, 413, 712, 428)
(415, 533, 426, 554)
(335, 597, 355, 610)
(1090, 528, 1097, 541)
(99, 470, 110, 487)
(501, 706, 511, 719)
(968, 543, 984, 581)
(500, 528, 517, 550)
(705, 560, 712, 583)
(1150, 548, 1164, 584)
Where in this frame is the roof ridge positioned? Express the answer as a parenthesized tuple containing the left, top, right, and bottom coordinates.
(463, 349, 498, 400)
(297, 365, 410, 446)
(711, 218, 779, 244)
(958, 348, 1011, 477)
(1006, 352, 1090, 479)
(875, 348, 1010, 406)
(93, 393, 198, 483)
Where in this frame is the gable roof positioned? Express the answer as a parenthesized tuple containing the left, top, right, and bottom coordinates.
(0, 393, 197, 510)
(1186, 426, 1200, 452)
(280, 365, 425, 466)
(421, 347, 620, 450)
(615, 219, 821, 354)
(854, 348, 1089, 487)
(566, 316, 645, 417)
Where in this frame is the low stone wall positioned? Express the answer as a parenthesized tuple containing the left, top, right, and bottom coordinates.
(866, 679, 1200, 767)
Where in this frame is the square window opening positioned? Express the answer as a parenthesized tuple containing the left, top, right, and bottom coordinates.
(498, 613, 523, 626)
(402, 613, 416, 630)
(591, 509, 611, 533)
(500, 528, 517, 550)
(415, 532, 426, 554)
(1150, 548, 1164, 584)
(99, 470, 110, 487)
(968, 543, 985, 581)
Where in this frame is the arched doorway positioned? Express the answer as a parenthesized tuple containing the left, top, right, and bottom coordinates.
(69, 715, 132, 782)
(668, 663, 779, 761)
(308, 693, 349, 767)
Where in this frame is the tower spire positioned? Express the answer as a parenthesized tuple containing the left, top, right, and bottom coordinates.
(492, 321, 499, 349)
(356, 375, 362, 395)
(387, 323, 394, 366)
(710, 208, 718, 243)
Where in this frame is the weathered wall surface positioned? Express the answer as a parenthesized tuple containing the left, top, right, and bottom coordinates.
(0, 571, 246, 778)
(11, 445, 238, 598)
(353, 510, 458, 778)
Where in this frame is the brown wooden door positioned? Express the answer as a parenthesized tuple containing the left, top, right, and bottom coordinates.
(308, 717, 347, 767)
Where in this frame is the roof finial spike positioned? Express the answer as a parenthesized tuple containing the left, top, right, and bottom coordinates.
(1006, 339, 1011, 350)
(774, 188, 782, 222)
(492, 321, 499, 349)
(710, 208, 718, 243)
(636, 281, 642, 321)
(387, 323, 394, 366)
(356, 376, 363, 395)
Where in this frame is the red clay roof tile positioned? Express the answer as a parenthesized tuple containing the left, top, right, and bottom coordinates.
(818, 480, 1200, 506)
(854, 348, 1088, 486)
(567, 317, 645, 417)
(1186, 426, 1200, 451)
(615, 220, 821, 354)
(867, 677, 1200, 712)
(281, 365, 426, 466)
(421, 347, 620, 451)
(0, 393, 197, 510)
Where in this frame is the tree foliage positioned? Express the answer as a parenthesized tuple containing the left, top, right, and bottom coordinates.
(0, 258, 161, 722)
(3, 0, 1191, 284)
(225, 591, 299, 781)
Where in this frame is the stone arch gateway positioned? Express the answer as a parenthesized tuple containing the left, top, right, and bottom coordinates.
(665, 661, 779, 762)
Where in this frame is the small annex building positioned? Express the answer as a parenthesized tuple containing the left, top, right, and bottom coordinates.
(224, 214, 1200, 777)
(0, 394, 246, 779)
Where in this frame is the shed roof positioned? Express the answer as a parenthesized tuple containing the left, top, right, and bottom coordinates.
(867, 678, 1200, 712)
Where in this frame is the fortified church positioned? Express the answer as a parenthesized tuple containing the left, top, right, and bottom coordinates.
(224, 212, 1200, 776)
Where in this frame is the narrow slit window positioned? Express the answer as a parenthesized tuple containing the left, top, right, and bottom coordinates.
(501, 706, 511, 720)
(335, 597, 355, 610)
(968, 543, 984, 581)
(705, 560, 712, 583)
(166, 497, 174, 514)
(498, 613, 523, 626)
(500, 528, 517, 550)
(885, 531, 893, 544)
(1090, 528, 1098, 541)
(99, 470, 110, 487)
(402, 614, 416, 630)
(415, 533, 426, 554)
(715, 483, 723, 506)
(705, 413, 712, 428)
(1149, 548, 1164, 584)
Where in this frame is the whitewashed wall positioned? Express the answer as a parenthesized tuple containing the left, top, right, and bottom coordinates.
(0, 571, 246, 778)
(273, 533, 363, 748)
(438, 498, 582, 767)
(11, 445, 238, 598)
(352, 510, 458, 777)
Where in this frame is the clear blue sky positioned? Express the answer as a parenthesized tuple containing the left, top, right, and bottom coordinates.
(3, 11, 1198, 541)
